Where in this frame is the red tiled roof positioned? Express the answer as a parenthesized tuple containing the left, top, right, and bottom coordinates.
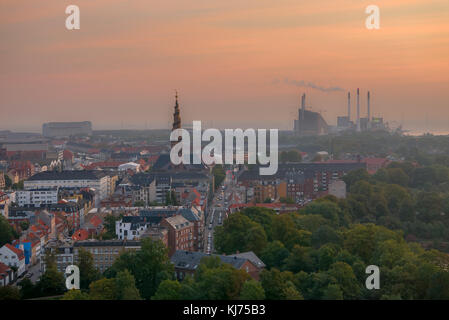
(72, 229, 89, 241)
(90, 215, 103, 228)
(5, 244, 25, 260)
(0, 262, 11, 279)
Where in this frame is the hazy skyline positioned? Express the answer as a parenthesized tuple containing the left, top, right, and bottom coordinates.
(1, 0, 448, 133)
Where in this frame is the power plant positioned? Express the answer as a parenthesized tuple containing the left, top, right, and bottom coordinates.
(294, 94, 329, 136)
(336, 89, 387, 132)
(293, 89, 387, 136)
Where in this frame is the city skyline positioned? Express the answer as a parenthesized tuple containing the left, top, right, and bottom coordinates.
(1, 0, 449, 133)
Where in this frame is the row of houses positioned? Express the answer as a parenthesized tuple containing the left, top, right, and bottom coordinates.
(115, 206, 205, 255)
(237, 161, 369, 203)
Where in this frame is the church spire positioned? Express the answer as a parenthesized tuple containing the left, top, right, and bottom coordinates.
(172, 90, 181, 131)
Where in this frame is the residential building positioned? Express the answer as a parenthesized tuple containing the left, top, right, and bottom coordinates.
(171, 250, 263, 281)
(161, 215, 194, 256)
(0, 262, 13, 286)
(16, 188, 58, 207)
(25, 170, 109, 201)
(74, 240, 141, 273)
(0, 244, 26, 277)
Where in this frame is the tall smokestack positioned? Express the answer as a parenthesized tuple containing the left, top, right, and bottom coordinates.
(347, 92, 351, 120)
(300, 93, 305, 135)
(301, 93, 305, 112)
(367, 91, 371, 122)
(356, 88, 361, 132)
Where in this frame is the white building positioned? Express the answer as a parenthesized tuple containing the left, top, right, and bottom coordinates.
(118, 162, 141, 173)
(116, 216, 149, 240)
(25, 171, 109, 200)
(16, 188, 58, 207)
(328, 180, 347, 199)
(0, 244, 26, 277)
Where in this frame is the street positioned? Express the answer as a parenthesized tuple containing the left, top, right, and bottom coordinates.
(204, 165, 244, 254)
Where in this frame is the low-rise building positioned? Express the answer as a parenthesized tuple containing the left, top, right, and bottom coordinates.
(161, 215, 194, 256)
(16, 188, 58, 207)
(25, 170, 109, 201)
(73, 239, 141, 273)
(170, 250, 264, 281)
(0, 244, 26, 277)
(0, 262, 13, 286)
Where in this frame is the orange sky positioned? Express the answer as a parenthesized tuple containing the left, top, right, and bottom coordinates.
(1, 0, 448, 132)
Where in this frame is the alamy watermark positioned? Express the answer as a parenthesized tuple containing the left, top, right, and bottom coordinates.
(65, 265, 80, 290)
(65, 5, 380, 31)
(365, 265, 380, 290)
(170, 121, 278, 176)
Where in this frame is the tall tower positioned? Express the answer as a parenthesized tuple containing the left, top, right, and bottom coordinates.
(367, 91, 371, 129)
(347, 92, 351, 121)
(172, 91, 181, 131)
(171, 91, 182, 148)
(356, 88, 361, 132)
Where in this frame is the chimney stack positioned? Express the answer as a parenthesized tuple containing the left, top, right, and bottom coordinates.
(347, 92, 351, 120)
(301, 93, 305, 112)
(367, 91, 371, 123)
(356, 88, 361, 132)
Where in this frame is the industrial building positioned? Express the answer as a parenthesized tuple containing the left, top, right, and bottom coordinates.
(294, 94, 328, 136)
(42, 121, 92, 138)
(336, 89, 387, 132)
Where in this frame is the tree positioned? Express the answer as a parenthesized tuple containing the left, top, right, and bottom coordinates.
(260, 241, 289, 269)
(427, 270, 449, 299)
(0, 286, 21, 300)
(239, 280, 265, 300)
(0, 214, 15, 247)
(115, 269, 142, 300)
(241, 207, 276, 241)
(19, 278, 39, 299)
(342, 169, 370, 190)
(194, 256, 250, 300)
(214, 212, 267, 255)
(152, 279, 182, 300)
(20, 221, 29, 231)
(36, 251, 66, 297)
(327, 262, 360, 299)
(102, 214, 122, 240)
(322, 284, 343, 300)
(284, 245, 314, 273)
(89, 278, 117, 300)
(106, 238, 173, 299)
(260, 269, 302, 300)
(4, 174, 12, 189)
(386, 168, 410, 187)
(271, 214, 310, 250)
(61, 289, 90, 300)
(77, 248, 100, 290)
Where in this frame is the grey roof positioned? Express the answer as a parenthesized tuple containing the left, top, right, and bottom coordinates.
(27, 170, 106, 181)
(74, 240, 141, 247)
(170, 250, 254, 271)
(239, 162, 366, 181)
(140, 208, 179, 217)
(179, 208, 200, 222)
(228, 251, 266, 268)
(130, 173, 156, 186)
(152, 153, 208, 171)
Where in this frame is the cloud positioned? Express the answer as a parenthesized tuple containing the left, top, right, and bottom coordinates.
(279, 78, 345, 92)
